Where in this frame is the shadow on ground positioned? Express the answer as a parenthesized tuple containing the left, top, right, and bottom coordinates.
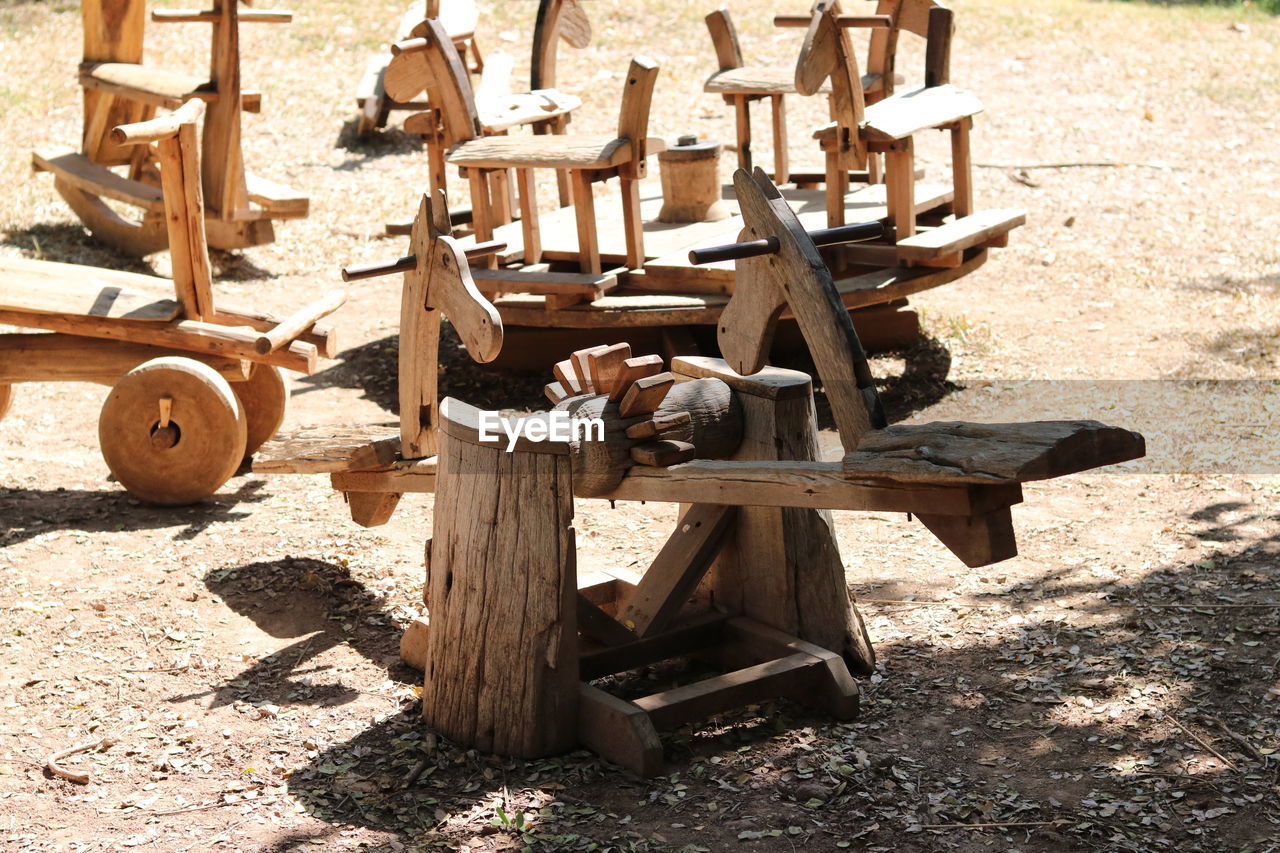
(0, 479, 269, 547)
(180, 556, 414, 711)
(273, 500, 1280, 851)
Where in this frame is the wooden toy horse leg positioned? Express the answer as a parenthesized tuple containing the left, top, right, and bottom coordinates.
(769, 94, 788, 183)
(884, 138, 915, 242)
(423, 414, 578, 757)
(467, 169, 494, 242)
(620, 176, 644, 269)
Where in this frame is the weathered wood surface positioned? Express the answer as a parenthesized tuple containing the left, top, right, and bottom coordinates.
(0, 257, 180, 321)
(861, 84, 983, 142)
(0, 333, 249, 385)
(894, 209, 1024, 261)
(843, 420, 1146, 484)
(422, 416, 578, 757)
(450, 135, 634, 170)
(32, 148, 164, 211)
(252, 426, 401, 474)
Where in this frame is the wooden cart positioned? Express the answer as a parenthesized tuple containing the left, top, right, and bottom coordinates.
(255, 169, 1143, 775)
(2, 101, 342, 505)
(32, 0, 308, 256)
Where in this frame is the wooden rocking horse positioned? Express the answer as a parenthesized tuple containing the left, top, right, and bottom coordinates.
(32, 0, 308, 256)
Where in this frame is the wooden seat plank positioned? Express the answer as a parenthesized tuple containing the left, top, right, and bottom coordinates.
(842, 420, 1146, 484)
(80, 62, 262, 112)
(448, 134, 633, 170)
(0, 257, 179, 321)
(245, 173, 309, 218)
(32, 148, 164, 212)
(861, 84, 984, 142)
(894, 209, 1026, 261)
(478, 90, 582, 133)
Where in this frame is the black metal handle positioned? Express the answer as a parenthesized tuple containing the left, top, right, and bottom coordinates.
(340, 241, 507, 282)
(688, 221, 883, 265)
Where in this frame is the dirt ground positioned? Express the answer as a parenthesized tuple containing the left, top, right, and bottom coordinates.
(2, 0, 1279, 850)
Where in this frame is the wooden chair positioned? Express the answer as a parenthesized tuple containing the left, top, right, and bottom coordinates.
(32, 0, 307, 256)
(383, 25, 582, 205)
(401, 18, 663, 275)
(355, 0, 485, 138)
(798, 0, 1023, 262)
(703, 2, 891, 184)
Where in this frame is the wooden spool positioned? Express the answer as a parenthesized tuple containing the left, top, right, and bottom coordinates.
(657, 136, 730, 224)
(423, 399, 579, 757)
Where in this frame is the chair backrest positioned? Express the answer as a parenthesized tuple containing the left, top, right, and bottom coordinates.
(419, 17, 484, 145)
(704, 9, 745, 71)
(83, 0, 145, 63)
(616, 57, 660, 144)
(867, 0, 947, 97)
(531, 0, 592, 90)
(111, 99, 216, 320)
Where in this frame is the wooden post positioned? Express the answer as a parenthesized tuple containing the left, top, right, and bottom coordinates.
(421, 400, 579, 756)
(698, 361, 876, 676)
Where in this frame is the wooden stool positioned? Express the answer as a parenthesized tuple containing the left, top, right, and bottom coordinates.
(657, 136, 730, 224)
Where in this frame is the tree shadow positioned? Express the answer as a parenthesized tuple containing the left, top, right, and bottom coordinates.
(275, 497, 1280, 849)
(0, 479, 269, 547)
(294, 322, 549, 415)
(0, 223, 157, 274)
(174, 557, 415, 711)
(333, 119, 425, 166)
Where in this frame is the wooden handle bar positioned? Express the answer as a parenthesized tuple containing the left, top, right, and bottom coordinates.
(340, 241, 506, 281)
(688, 221, 884, 265)
(392, 37, 429, 57)
(152, 9, 293, 23)
(111, 99, 206, 145)
(255, 290, 345, 355)
(774, 14, 892, 27)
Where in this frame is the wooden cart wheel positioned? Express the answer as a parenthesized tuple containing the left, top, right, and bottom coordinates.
(98, 357, 248, 506)
(0, 384, 11, 422)
(231, 364, 289, 458)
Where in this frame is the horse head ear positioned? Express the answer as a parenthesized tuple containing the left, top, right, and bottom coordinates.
(426, 189, 452, 238)
(795, 5, 838, 96)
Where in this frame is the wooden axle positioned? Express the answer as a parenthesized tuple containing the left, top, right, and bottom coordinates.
(774, 13, 891, 28)
(151, 8, 292, 23)
(340, 241, 506, 281)
(688, 220, 883, 265)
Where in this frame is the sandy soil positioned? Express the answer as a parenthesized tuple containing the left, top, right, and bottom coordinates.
(1, 0, 1278, 850)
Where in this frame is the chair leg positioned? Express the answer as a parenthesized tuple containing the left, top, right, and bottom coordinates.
(489, 167, 514, 225)
(733, 96, 752, 172)
(570, 170, 601, 274)
(620, 177, 644, 269)
(516, 168, 541, 264)
(769, 94, 788, 184)
(949, 117, 973, 217)
(825, 147, 846, 228)
(427, 127, 448, 198)
(884, 139, 916, 244)
(468, 168, 494, 241)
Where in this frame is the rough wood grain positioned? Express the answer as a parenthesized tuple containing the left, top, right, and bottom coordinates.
(252, 426, 401, 474)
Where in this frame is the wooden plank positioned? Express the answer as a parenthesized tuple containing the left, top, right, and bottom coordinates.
(0, 258, 179, 321)
(633, 653, 821, 730)
(450, 135, 631, 170)
(625, 411, 690, 439)
(843, 420, 1146, 484)
(630, 439, 695, 467)
(579, 612, 729, 680)
(895, 209, 1025, 261)
(245, 173, 309, 218)
(619, 372, 674, 416)
(470, 267, 618, 298)
(722, 618, 858, 717)
(585, 342, 631, 393)
(577, 685, 664, 777)
(617, 504, 736, 637)
(252, 426, 401, 474)
(861, 84, 984, 142)
(0, 307, 315, 374)
(577, 594, 638, 646)
(609, 354, 664, 401)
(671, 356, 811, 400)
(917, 507, 1017, 568)
(32, 149, 163, 212)
(0, 333, 248, 385)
